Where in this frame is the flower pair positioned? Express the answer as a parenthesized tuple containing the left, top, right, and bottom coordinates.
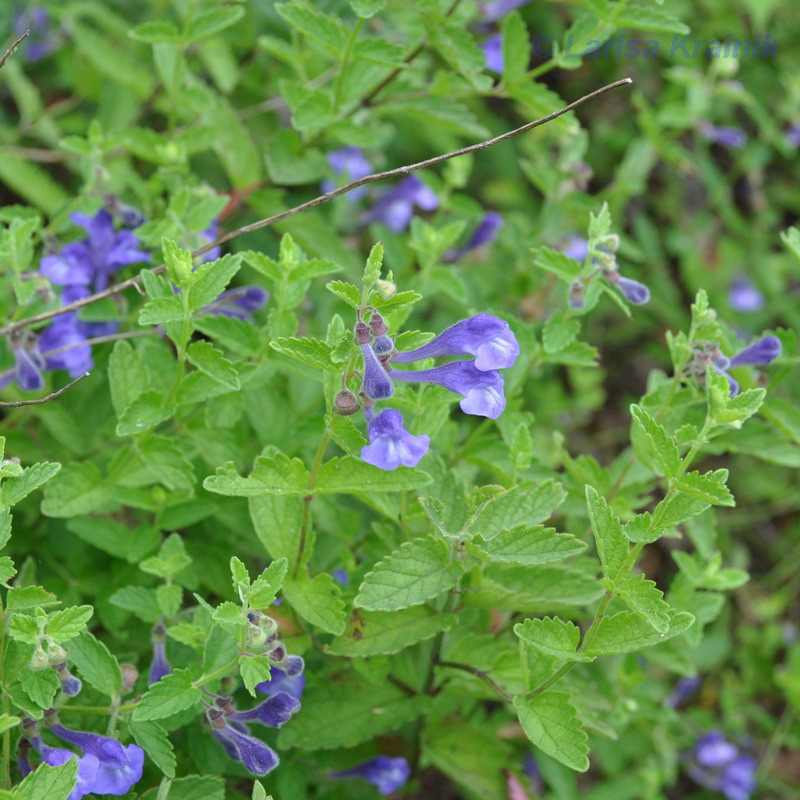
(689, 731, 756, 800)
(356, 313, 520, 471)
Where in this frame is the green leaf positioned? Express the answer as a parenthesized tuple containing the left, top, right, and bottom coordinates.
(185, 7, 246, 41)
(316, 457, 433, 494)
(623, 512, 661, 544)
(1, 461, 61, 506)
(186, 254, 242, 311)
(46, 605, 93, 642)
(514, 692, 589, 772)
(652, 492, 710, 529)
(41, 462, 111, 518)
(193, 315, 260, 356)
(20, 667, 60, 709)
(239, 655, 271, 697)
(139, 776, 225, 800)
(588, 610, 695, 655)
(129, 20, 182, 44)
(7, 585, 59, 611)
(630, 404, 681, 478)
(66, 518, 159, 563)
(277, 681, 429, 750)
(327, 607, 458, 657)
(67, 631, 122, 700)
(108, 341, 149, 418)
(675, 469, 735, 507)
(139, 296, 185, 326)
(514, 617, 595, 662)
(138, 435, 196, 492)
(247, 559, 288, 608)
(585, 486, 628, 580)
(109, 586, 161, 623)
(8, 614, 39, 644)
(156, 584, 183, 617)
(204, 453, 309, 497)
(252, 780, 270, 800)
(249, 495, 302, 562)
(0, 714, 20, 735)
(283, 572, 347, 635)
(354, 536, 462, 612)
(133, 668, 202, 721)
(187, 341, 240, 390)
(16, 759, 78, 800)
(270, 337, 337, 371)
(469, 480, 567, 538)
(116, 391, 171, 437)
(275, 2, 349, 53)
(615, 574, 672, 634)
(130, 720, 176, 778)
(140, 534, 192, 580)
(615, 6, 690, 33)
(288, 258, 341, 283)
(535, 247, 582, 281)
(350, 0, 385, 18)
(542, 310, 580, 354)
(500, 11, 530, 82)
(326, 280, 361, 307)
(468, 525, 586, 565)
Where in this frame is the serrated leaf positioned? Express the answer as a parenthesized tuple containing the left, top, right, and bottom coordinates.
(16, 759, 78, 800)
(128, 20, 182, 44)
(187, 341, 239, 390)
(138, 435, 195, 492)
(130, 720, 176, 778)
(275, 2, 349, 53)
(514, 692, 589, 772)
(316, 456, 433, 494)
(1, 461, 61, 506)
(288, 258, 341, 282)
(185, 6, 245, 40)
(8, 614, 38, 644)
(133, 668, 202, 721)
(249, 494, 302, 563)
(615, 574, 672, 633)
(514, 617, 595, 662)
(623, 512, 661, 543)
(204, 453, 309, 496)
(630, 404, 681, 478)
(327, 607, 458, 657)
(354, 536, 462, 612)
(46, 605, 93, 642)
(140, 534, 192, 579)
(156, 584, 184, 617)
(585, 486, 629, 579)
(115, 391, 171, 437)
(500, 11, 530, 82)
(283, 572, 347, 635)
(0, 714, 20, 735)
(139, 296, 185, 325)
(542, 311, 580, 354)
(277, 681, 429, 750)
(139, 776, 225, 800)
(652, 492, 710, 529)
(535, 247, 582, 281)
(588, 610, 695, 655)
(468, 525, 586, 565)
(67, 631, 122, 700)
(40, 462, 112, 518)
(470, 480, 566, 538)
(108, 340, 149, 418)
(615, 6, 690, 33)
(20, 667, 60, 708)
(326, 280, 361, 307)
(7, 585, 59, 611)
(240, 655, 271, 697)
(247, 559, 288, 608)
(186, 254, 242, 311)
(675, 469, 735, 507)
(109, 586, 161, 623)
(270, 337, 337, 371)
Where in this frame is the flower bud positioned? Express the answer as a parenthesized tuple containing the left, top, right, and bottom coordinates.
(120, 663, 139, 692)
(30, 645, 50, 671)
(333, 389, 360, 416)
(53, 663, 82, 697)
(369, 311, 388, 337)
(354, 321, 371, 345)
(375, 279, 396, 299)
(372, 335, 394, 355)
(568, 280, 585, 310)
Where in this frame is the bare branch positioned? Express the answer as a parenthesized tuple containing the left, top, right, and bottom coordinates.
(436, 660, 512, 702)
(0, 30, 30, 71)
(0, 372, 89, 407)
(0, 78, 633, 339)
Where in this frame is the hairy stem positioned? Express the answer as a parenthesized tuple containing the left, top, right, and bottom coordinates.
(294, 429, 332, 579)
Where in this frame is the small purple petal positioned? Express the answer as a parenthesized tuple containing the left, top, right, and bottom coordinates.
(361, 409, 430, 471)
(361, 343, 394, 400)
(215, 726, 279, 776)
(482, 33, 504, 73)
(561, 235, 589, 263)
(695, 731, 738, 768)
(332, 569, 349, 587)
(230, 692, 300, 728)
(616, 276, 650, 305)
(331, 756, 411, 796)
(729, 335, 782, 367)
(728, 278, 765, 313)
(482, 0, 531, 22)
(698, 122, 747, 148)
(257, 667, 305, 700)
(148, 640, 172, 685)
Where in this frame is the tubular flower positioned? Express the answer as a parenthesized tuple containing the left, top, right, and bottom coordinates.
(330, 756, 411, 795)
(366, 175, 438, 232)
(688, 731, 756, 800)
(0, 331, 46, 392)
(728, 277, 765, 313)
(207, 709, 280, 776)
(229, 693, 300, 727)
(361, 408, 430, 471)
(256, 666, 306, 700)
(322, 146, 372, 200)
(30, 737, 99, 800)
(712, 335, 782, 396)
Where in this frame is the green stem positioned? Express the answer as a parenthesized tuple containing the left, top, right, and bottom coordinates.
(333, 19, 363, 113)
(1, 599, 10, 791)
(293, 429, 332, 578)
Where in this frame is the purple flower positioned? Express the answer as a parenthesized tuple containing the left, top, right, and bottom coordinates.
(30, 738, 99, 800)
(393, 313, 519, 371)
(148, 635, 172, 685)
(445, 212, 504, 261)
(40, 210, 150, 292)
(230, 693, 300, 727)
(561, 235, 589, 263)
(322, 147, 372, 200)
(50, 723, 144, 796)
(257, 666, 305, 700)
(729, 335, 782, 368)
(785, 124, 800, 148)
(689, 731, 756, 800)
(39, 317, 93, 378)
(698, 121, 747, 149)
(54, 664, 82, 697)
(366, 175, 439, 232)
(616, 276, 650, 305)
(203, 286, 269, 318)
(728, 277, 765, 313)
(393, 361, 506, 418)
(482, 34, 504, 73)
(361, 408, 430, 471)
(665, 676, 701, 708)
(13, 7, 58, 62)
(482, 0, 531, 22)
(0, 331, 45, 391)
(331, 756, 411, 795)
(200, 221, 222, 262)
(332, 569, 349, 586)
(360, 340, 394, 400)
(211, 720, 279, 776)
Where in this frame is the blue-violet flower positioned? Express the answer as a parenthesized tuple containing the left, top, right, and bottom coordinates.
(330, 755, 411, 795)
